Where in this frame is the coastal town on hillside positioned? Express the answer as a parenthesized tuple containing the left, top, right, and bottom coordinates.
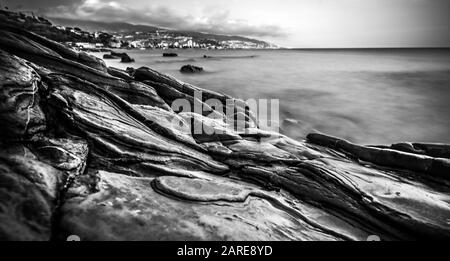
(0, 8, 278, 51)
(67, 28, 278, 50)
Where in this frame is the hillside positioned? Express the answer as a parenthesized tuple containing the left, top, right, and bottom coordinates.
(50, 17, 272, 46)
(49, 18, 161, 34)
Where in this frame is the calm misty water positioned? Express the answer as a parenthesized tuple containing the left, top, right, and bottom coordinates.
(92, 49, 450, 145)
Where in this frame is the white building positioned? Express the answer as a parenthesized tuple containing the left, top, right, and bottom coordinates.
(74, 42, 96, 49)
(109, 41, 122, 48)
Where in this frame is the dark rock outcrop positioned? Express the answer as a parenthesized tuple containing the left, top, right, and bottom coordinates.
(163, 53, 178, 57)
(120, 55, 135, 63)
(103, 51, 135, 63)
(307, 133, 450, 180)
(106, 67, 134, 81)
(1, 22, 450, 241)
(0, 149, 64, 240)
(103, 54, 115, 59)
(180, 64, 204, 73)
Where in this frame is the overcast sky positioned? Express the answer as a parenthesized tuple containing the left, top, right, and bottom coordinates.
(2, 0, 450, 47)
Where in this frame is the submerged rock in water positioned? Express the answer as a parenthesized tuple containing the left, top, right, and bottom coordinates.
(163, 53, 178, 57)
(103, 51, 135, 63)
(1, 18, 450, 241)
(180, 64, 204, 73)
(120, 54, 135, 63)
(103, 54, 115, 59)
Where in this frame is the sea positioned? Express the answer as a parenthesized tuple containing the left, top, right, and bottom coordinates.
(90, 48, 450, 145)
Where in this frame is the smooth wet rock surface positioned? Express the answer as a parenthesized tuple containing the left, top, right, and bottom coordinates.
(1, 19, 450, 241)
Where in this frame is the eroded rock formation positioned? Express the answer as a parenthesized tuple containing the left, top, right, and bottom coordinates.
(180, 64, 204, 73)
(1, 22, 449, 241)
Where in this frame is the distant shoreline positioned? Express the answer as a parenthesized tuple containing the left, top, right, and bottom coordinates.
(85, 47, 450, 53)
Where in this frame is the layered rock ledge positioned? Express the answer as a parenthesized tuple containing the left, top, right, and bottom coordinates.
(0, 23, 449, 241)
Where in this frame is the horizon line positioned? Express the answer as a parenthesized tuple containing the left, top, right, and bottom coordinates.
(283, 47, 450, 50)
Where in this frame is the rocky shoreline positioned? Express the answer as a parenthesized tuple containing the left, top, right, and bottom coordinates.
(1, 22, 450, 241)
(103, 51, 135, 63)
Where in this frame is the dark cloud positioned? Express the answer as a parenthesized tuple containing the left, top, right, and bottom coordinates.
(1, 0, 83, 11)
(2, 0, 286, 38)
